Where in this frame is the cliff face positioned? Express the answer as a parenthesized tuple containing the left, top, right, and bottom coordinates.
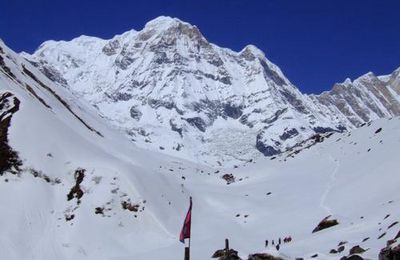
(312, 69, 400, 126)
(22, 16, 400, 165)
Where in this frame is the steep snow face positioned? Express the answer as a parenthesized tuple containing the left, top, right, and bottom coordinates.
(23, 16, 400, 166)
(21, 17, 344, 166)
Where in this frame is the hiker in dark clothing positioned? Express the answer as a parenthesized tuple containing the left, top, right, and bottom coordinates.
(278, 238, 281, 245)
(265, 240, 268, 247)
(276, 244, 280, 251)
(272, 240, 274, 246)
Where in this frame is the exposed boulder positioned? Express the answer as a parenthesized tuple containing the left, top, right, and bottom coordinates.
(247, 253, 284, 260)
(130, 106, 143, 120)
(340, 255, 364, 260)
(379, 244, 400, 260)
(349, 245, 366, 255)
(211, 249, 241, 260)
(312, 215, 339, 233)
(222, 173, 235, 185)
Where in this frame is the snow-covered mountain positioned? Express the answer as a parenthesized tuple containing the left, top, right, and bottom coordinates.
(312, 69, 400, 126)
(1, 36, 400, 260)
(22, 16, 400, 166)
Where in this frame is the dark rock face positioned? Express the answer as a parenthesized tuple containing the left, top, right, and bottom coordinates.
(115, 54, 135, 70)
(0, 54, 16, 79)
(313, 126, 336, 134)
(256, 132, 280, 157)
(258, 58, 285, 87)
(279, 89, 308, 114)
(223, 103, 243, 119)
(0, 92, 22, 175)
(262, 108, 287, 125)
(280, 128, 299, 140)
(169, 119, 183, 137)
(130, 106, 142, 121)
(148, 98, 175, 110)
(256, 142, 280, 157)
(28, 60, 68, 86)
(102, 39, 120, 56)
(184, 117, 207, 132)
(109, 92, 133, 102)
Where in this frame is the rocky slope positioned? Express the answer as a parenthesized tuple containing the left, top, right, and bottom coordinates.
(22, 16, 400, 166)
(312, 69, 400, 126)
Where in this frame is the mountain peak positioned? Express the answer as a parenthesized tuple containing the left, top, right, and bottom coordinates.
(240, 45, 266, 60)
(137, 16, 207, 47)
(144, 16, 187, 28)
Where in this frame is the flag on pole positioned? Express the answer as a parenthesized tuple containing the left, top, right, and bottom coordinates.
(179, 197, 192, 243)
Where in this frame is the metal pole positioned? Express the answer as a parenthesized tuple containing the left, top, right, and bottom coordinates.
(184, 246, 190, 260)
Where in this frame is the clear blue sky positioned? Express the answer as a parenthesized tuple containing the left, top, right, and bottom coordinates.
(1, 0, 399, 94)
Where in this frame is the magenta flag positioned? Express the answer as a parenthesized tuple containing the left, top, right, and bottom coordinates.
(179, 197, 192, 243)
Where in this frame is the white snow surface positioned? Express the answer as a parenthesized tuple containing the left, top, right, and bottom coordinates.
(22, 16, 400, 166)
(1, 38, 400, 260)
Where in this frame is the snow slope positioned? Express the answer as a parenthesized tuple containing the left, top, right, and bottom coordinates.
(23, 16, 400, 166)
(1, 39, 400, 259)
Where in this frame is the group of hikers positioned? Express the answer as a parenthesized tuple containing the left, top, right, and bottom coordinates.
(265, 236, 293, 251)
